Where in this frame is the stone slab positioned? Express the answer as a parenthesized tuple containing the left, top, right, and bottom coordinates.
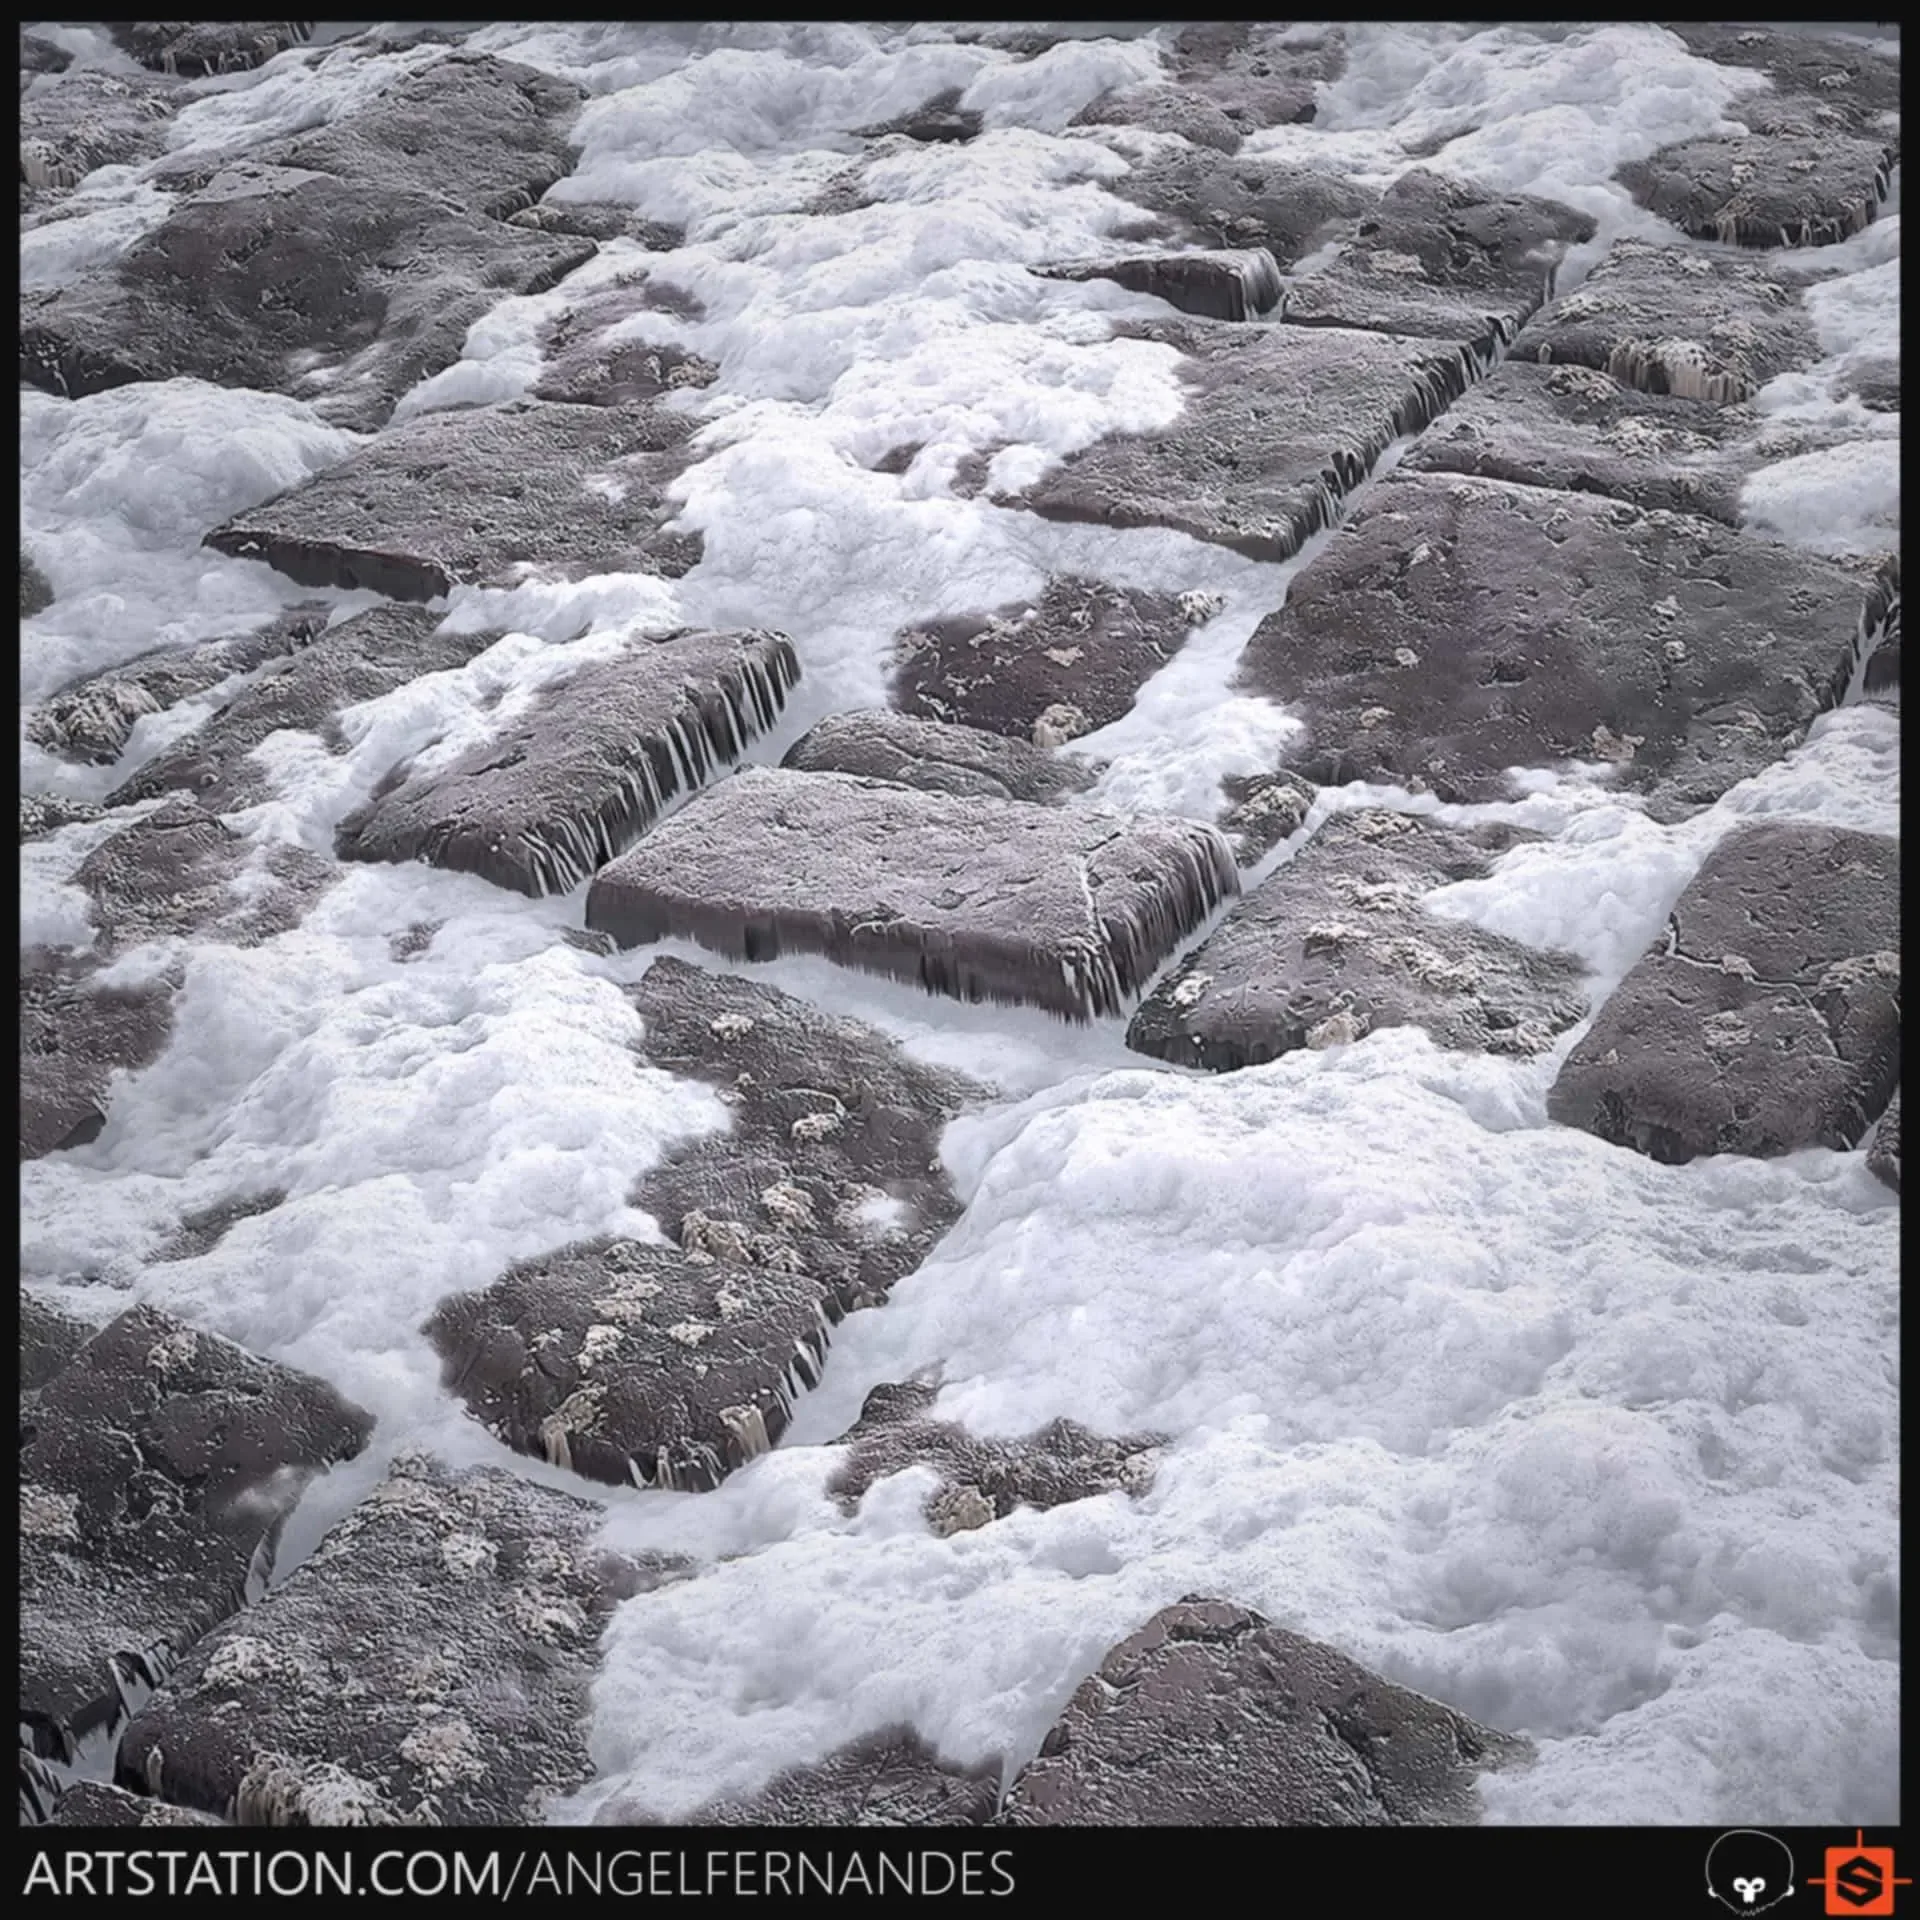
(669, 1730, 1000, 1826)
(204, 399, 702, 600)
(1040, 248, 1283, 322)
(1109, 151, 1375, 266)
(21, 1305, 373, 1763)
(783, 709, 1095, 805)
(19, 69, 179, 199)
(1548, 822, 1900, 1162)
(21, 948, 176, 1160)
(109, 22, 314, 79)
(1235, 471, 1869, 814)
(585, 767, 1240, 1022)
(855, 88, 982, 144)
(1013, 319, 1479, 564)
(335, 629, 800, 898)
(1669, 26, 1901, 133)
(117, 1453, 641, 1825)
(999, 1597, 1530, 1825)
(530, 280, 718, 408)
(1127, 809, 1587, 1071)
(628, 956, 989, 1314)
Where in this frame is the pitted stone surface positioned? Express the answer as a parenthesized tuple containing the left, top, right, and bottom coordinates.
(586, 767, 1240, 1023)
(108, 607, 502, 814)
(1109, 151, 1376, 265)
(627, 957, 989, 1314)
(1014, 318, 1479, 564)
(1549, 823, 1900, 1163)
(21, 948, 176, 1160)
(998, 1597, 1531, 1825)
(783, 709, 1095, 805)
(1668, 25, 1901, 133)
(21, 1290, 94, 1396)
(21, 1305, 373, 1765)
(890, 575, 1208, 744)
(19, 69, 179, 201)
(108, 22, 314, 79)
(1218, 769, 1318, 866)
(29, 606, 331, 768)
(1128, 810, 1586, 1071)
(205, 399, 702, 600)
(43, 1779, 223, 1827)
(428, 1240, 831, 1492)
(829, 1379, 1163, 1532)
(20, 793, 105, 843)
(1513, 237, 1818, 403)
(663, 1729, 1001, 1826)
(1235, 472, 1867, 814)
(117, 1453, 646, 1825)
(336, 629, 800, 899)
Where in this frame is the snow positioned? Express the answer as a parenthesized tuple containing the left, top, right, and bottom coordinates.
(18, 21, 1899, 1830)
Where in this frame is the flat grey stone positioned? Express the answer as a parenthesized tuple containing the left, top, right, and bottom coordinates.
(1128, 810, 1586, 1071)
(21, 545, 54, 618)
(1041, 247, 1283, 322)
(21, 1304, 373, 1765)
(1513, 236, 1819, 402)
(109, 22, 314, 79)
(204, 398, 702, 600)
(1548, 822, 1900, 1162)
(783, 709, 1095, 805)
(153, 1190, 288, 1265)
(628, 956, 989, 1314)
(1669, 26, 1901, 133)
(19, 70, 178, 199)
(1618, 112, 1895, 249)
(530, 280, 717, 408)
(428, 1240, 831, 1492)
(1276, 169, 1594, 352)
(1235, 471, 1868, 814)
(1867, 1088, 1900, 1194)
(28, 605, 330, 767)
(664, 1729, 1000, 1826)
(999, 1596, 1531, 1825)
(20, 948, 175, 1160)
(585, 767, 1240, 1022)
(506, 201, 686, 251)
(43, 1780, 222, 1827)
(117, 1453, 644, 1825)
(1218, 769, 1317, 865)
(1013, 319, 1479, 564)
(829, 1378, 1162, 1535)
(335, 629, 800, 899)
(854, 87, 981, 143)
(109, 607, 503, 813)
(891, 575, 1210, 744)
(1109, 152, 1376, 266)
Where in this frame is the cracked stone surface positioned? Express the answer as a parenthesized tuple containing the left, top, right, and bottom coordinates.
(783, 709, 1094, 805)
(1109, 151, 1376, 270)
(117, 1453, 660, 1825)
(1512, 237, 1819, 403)
(336, 629, 800, 899)
(627, 957, 990, 1315)
(998, 1596, 1532, 1825)
(1128, 810, 1586, 1071)
(108, 606, 502, 813)
(829, 1379, 1163, 1533)
(1549, 823, 1900, 1163)
(1867, 1089, 1900, 1195)
(890, 575, 1210, 745)
(1667, 26, 1901, 134)
(1235, 471, 1869, 815)
(1013, 318, 1480, 564)
(205, 398, 703, 600)
(428, 1240, 833, 1493)
(21, 1304, 374, 1765)
(22, 54, 595, 431)
(586, 767, 1240, 1022)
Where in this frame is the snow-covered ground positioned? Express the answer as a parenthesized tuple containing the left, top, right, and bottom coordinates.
(19, 22, 1900, 1826)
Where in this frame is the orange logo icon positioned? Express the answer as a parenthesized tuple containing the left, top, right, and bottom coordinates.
(1811, 1834, 1910, 1916)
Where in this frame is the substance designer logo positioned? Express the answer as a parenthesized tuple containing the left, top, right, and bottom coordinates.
(1706, 1832, 1796, 1913)
(1811, 1835, 1910, 1916)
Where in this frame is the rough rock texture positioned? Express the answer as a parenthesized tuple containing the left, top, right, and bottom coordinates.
(1128, 810, 1586, 1071)
(429, 1240, 831, 1492)
(829, 1379, 1162, 1533)
(1839, 354, 1900, 413)
(667, 1729, 1000, 1826)
(153, 1189, 288, 1265)
(1618, 115, 1895, 250)
(205, 398, 703, 600)
(108, 606, 501, 813)
(108, 21, 314, 79)
(506, 200, 684, 250)
(28, 605, 331, 766)
(1041, 248, 1283, 322)
(336, 629, 801, 898)
(1867, 1089, 1900, 1195)
(1549, 823, 1900, 1163)
(21, 1290, 94, 1396)
(22, 55, 595, 430)
(1015, 319, 1479, 565)
(1513, 237, 1818, 403)
(1218, 769, 1317, 866)
(21, 1305, 373, 1765)
(1235, 472, 1869, 815)
(20, 793, 104, 842)
(530, 278, 718, 407)
(1275, 169, 1595, 351)
(1400, 360, 1770, 525)
(1074, 23, 1346, 149)
(20, 29, 73, 75)
(628, 957, 989, 1314)
(21, 545, 55, 617)
(783, 709, 1094, 805)
(20, 948, 176, 1159)
(1862, 554, 1901, 698)
(19, 70, 179, 199)
(1668, 25, 1902, 133)
(854, 88, 981, 144)
(117, 1453, 645, 1825)
(891, 575, 1209, 745)
(1111, 152, 1376, 266)
(1000, 1597, 1531, 1825)
(42, 1779, 223, 1827)
(586, 767, 1240, 1022)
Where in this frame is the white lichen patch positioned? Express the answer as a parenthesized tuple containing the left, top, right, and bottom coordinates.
(1178, 588, 1226, 625)
(1393, 646, 1420, 668)
(510, 1585, 586, 1645)
(1303, 921, 1364, 954)
(577, 1323, 624, 1373)
(1306, 1007, 1370, 1049)
(1032, 702, 1089, 747)
(201, 1634, 292, 1690)
(709, 1012, 755, 1040)
(790, 1106, 844, 1142)
(926, 1483, 995, 1537)
(1702, 1011, 1753, 1051)
(145, 1327, 202, 1375)
(399, 1715, 488, 1789)
(680, 1209, 755, 1263)
(21, 1485, 81, 1540)
(1379, 936, 1481, 992)
(1347, 813, 1415, 841)
(1590, 725, 1645, 763)
(666, 1320, 713, 1348)
(1719, 953, 1759, 981)
(401, 1651, 459, 1705)
(1170, 969, 1212, 1008)
(760, 1181, 816, 1229)
(439, 1530, 499, 1580)
(1818, 951, 1900, 992)
(1358, 706, 1393, 730)
(1042, 645, 1084, 666)
(1483, 1019, 1557, 1056)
